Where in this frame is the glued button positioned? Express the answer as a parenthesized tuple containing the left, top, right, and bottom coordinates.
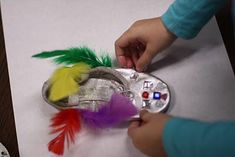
(142, 91, 149, 99)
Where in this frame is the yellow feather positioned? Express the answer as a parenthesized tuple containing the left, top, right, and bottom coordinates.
(69, 63, 91, 78)
(50, 62, 90, 83)
(49, 63, 90, 101)
(49, 77, 79, 101)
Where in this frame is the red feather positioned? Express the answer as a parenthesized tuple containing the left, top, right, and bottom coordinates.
(48, 109, 81, 155)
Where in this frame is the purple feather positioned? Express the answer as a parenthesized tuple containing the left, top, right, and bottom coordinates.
(80, 93, 138, 128)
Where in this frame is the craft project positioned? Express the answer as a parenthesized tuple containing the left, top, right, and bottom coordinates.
(33, 46, 170, 155)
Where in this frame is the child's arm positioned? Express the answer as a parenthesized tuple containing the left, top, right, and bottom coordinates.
(163, 118, 235, 157)
(128, 110, 235, 157)
(115, 0, 227, 71)
(161, 0, 227, 39)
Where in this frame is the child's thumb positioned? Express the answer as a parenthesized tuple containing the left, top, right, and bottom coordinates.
(127, 110, 153, 139)
(139, 110, 153, 122)
(136, 48, 154, 71)
(128, 121, 140, 138)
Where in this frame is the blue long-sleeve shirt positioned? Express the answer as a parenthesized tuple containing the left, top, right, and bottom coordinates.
(161, 0, 226, 39)
(160, 0, 235, 157)
(163, 118, 235, 157)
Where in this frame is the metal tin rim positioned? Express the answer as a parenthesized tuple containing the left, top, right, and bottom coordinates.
(42, 68, 171, 115)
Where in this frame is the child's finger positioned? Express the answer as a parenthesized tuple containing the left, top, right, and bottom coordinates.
(116, 55, 127, 67)
(126, 57, 133, 68)
(128, 121, 140, 129)
(127, 121, 140, 138)
(140, 110, 154, 122)
(126, 47, 134, 68)
(131, 52, 138, 66)
(129, 44, 140, 66)
(135, 46, 154, 71)
(115, 30, 138, 64)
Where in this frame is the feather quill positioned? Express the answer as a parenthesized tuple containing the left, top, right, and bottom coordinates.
(48, 109, 81, 155)
(49, 63, 90, 101)
(32, 46, 112, 68)
(80, 93, 138, 128)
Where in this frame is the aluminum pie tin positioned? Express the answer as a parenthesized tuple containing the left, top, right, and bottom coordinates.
(42, 67, 170, 117)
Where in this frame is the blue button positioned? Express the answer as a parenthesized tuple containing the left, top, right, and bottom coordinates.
(153, 92, 161, 100)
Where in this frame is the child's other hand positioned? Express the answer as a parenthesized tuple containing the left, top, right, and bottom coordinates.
(115, 17, 176, 72)
(128, 110, 171, 157)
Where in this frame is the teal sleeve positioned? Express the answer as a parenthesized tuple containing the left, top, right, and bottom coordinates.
(163, 118, 235, 157)
(161, 0, 227, 39)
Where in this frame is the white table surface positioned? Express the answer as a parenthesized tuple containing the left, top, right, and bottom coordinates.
(1, 0, 235, 157)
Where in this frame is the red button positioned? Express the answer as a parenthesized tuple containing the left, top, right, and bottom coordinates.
(142, 91, 149, 99)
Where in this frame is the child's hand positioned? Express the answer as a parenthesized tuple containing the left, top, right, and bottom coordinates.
(128, 110, 171, 157)
(115, 17, 176, 72)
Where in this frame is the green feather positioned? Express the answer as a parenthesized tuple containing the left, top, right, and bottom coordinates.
(32, 50, 66, 58)
(101, 54, 112, 67)
(32, 46, 112, 68)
